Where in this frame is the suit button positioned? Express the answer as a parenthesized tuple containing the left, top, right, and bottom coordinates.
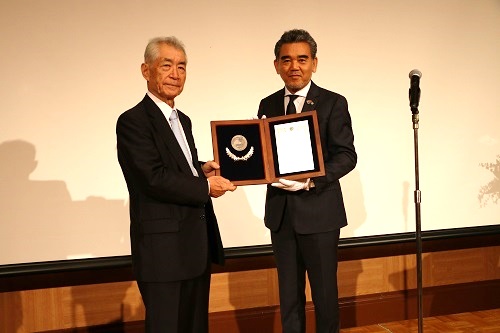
(200, 214, 206, 219)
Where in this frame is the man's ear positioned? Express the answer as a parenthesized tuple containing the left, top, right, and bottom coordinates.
(312, 57, 318, 73)
(141, 63, 150, 81)
(274, 59, 279, 74)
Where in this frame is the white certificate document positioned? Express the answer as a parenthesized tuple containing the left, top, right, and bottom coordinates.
(274, 119, 315, 175)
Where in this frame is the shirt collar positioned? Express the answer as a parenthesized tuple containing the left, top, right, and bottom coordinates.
(147, 91, 176, 121)
(284, 81, 311, 98)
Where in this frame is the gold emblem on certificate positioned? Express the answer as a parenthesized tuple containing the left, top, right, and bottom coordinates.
(226, 134, 254, 161)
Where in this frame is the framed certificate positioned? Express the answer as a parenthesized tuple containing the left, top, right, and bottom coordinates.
(211, 111, 325, 185)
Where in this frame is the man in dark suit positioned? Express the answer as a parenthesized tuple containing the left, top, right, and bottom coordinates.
(116, 36, 236, 333)
(257, 29, 357, 333)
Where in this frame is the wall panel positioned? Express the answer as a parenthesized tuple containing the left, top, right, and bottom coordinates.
(1, 245, 498, 332)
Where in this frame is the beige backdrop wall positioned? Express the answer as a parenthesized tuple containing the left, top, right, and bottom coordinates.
(1, 0, 499, 265)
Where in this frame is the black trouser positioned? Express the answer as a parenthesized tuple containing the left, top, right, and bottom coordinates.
(272, 209, 340, 333)
(137, 264, 211, 333)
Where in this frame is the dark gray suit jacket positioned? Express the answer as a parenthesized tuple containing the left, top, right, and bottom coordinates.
(117, 94, 224, 282)
(257, 81, 357, 234)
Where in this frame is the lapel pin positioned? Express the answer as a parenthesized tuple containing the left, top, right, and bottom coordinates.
(306, 100, 314, 105)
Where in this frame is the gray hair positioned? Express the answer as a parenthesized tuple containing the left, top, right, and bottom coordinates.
(144, 36, 187, 64)
(274, 29, 317, 60)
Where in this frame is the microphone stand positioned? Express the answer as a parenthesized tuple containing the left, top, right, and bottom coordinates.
(411, 108, 424, 333)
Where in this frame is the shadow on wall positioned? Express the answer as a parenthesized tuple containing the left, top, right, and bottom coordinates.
(338, 169, 366, 328)
(69, 281, 144, 332)
(219, 188, 280, 332)
(0, 139, 129, 265)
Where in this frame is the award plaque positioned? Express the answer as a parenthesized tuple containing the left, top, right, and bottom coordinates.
(211, 111, 325, 185)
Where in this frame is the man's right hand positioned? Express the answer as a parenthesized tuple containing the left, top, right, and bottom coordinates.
(208, 176, 237, 198)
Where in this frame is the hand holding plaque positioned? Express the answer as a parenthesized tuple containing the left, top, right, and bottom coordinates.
(272, 178, 311, 191)
(211, 111, 325, 186)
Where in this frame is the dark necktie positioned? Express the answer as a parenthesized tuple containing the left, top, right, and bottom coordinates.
(286, 95, 298, 115)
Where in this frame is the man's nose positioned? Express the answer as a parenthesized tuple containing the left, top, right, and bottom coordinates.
(169, 67, 179, 79)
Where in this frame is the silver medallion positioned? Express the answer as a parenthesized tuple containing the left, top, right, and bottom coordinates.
(231, 135, 248, 152)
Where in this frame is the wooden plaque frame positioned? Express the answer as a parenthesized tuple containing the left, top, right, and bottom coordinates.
(210, 111, 325, 186)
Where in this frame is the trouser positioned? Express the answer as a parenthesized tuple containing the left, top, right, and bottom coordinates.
(137, 263, 211, 333)
(272, 209, 340, 333)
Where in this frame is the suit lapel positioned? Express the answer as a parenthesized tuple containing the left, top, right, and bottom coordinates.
(269, 88, 287, 117)
(302, 81, 320, 113)
(142, 95, 194, 175)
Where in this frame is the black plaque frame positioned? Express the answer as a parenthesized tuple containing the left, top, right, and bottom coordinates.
(211, 111, 325, 185)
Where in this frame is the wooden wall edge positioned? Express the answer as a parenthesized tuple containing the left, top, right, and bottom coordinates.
(1, 225, 498, 292)
(42, 279, 500, 332)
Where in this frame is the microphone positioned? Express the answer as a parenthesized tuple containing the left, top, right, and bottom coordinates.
(409, 69, 422, 113)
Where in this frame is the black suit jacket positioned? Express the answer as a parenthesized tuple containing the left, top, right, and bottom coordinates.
(117, 94, 224, 283)
(257, 82, 357, 234)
